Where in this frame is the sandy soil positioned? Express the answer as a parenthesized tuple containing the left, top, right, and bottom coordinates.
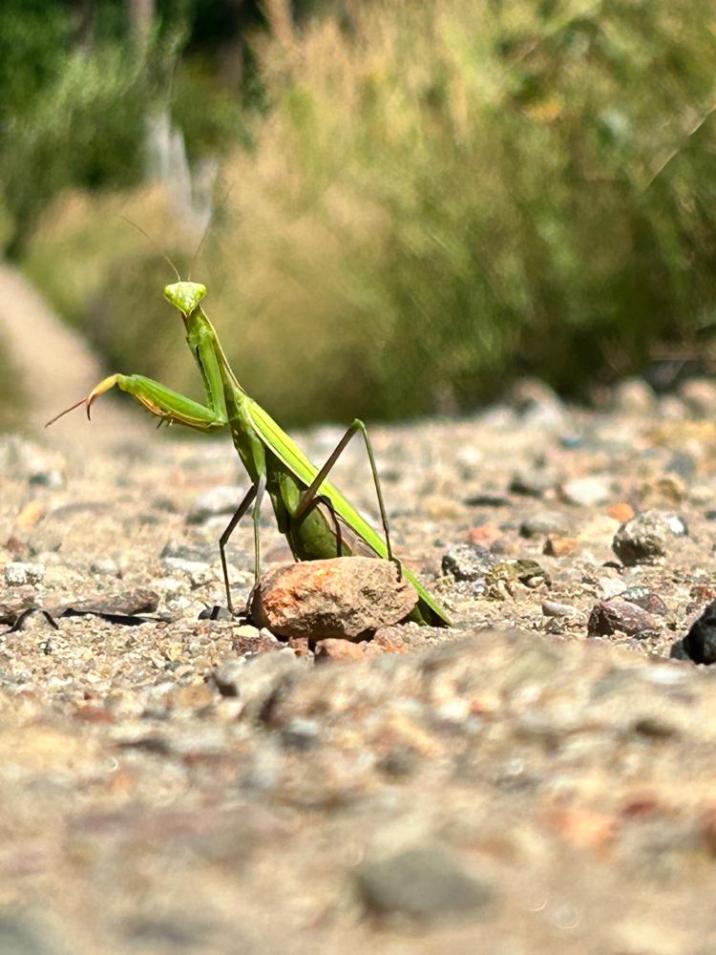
(1, 267, 716, 954)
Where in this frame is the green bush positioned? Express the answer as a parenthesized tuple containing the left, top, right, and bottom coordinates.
(22, 0, 716, 425)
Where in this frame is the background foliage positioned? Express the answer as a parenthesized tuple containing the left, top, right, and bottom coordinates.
(3, 0, 716, 425)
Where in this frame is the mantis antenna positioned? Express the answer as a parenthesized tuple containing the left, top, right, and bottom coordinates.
(120, 215, 182, 282)
(187, 215, 211, 281)
(187, 180, 235, 280)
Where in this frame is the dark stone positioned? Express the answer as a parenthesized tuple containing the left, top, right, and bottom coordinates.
(612, 510, 688, 566)
(520, 511, 571, 538)
(681, 600, 716, 664)
(441, 544, 497, 582)
(464, 493, 511, 507)
(355, 846, 493, 921)
(509, 469, 555, 498)
(588, 598, 660, 637)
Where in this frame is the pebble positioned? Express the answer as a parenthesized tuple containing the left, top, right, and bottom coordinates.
(637, 475, 686, 508)
(90, 557, 120, 576)
(315, 639, 380, 662)
(612, 510, 688, 566)
(520, 511, 571, 538)
(442, 544, 496, 581)
(187, 485, 245, 523)
(543, 535, 579, 557)
(281, 717, 321, 749)
(28, 468, 65, 489)
(611, 378, 657, 415)
(509, 379, 565, 428)
(542, 600, 580, 618)
(680, 600, 716, 664)
(252, 558, 417, 640)
(4, 562, 45, 586)
(620, 587, 668, 616)
(509, 469, 556, 498)
(678, 377, 716, 418)
(588, 598, 661, 637)
(560, 475, 612, 507)
(355, 845, 493, 921)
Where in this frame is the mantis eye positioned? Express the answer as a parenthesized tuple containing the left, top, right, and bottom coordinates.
(163, 281, 207, 315)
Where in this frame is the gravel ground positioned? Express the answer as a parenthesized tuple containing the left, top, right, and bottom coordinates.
(2, 376, 716, 954)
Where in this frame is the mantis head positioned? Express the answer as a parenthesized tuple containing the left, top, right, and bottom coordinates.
(163, 281, 207, 316)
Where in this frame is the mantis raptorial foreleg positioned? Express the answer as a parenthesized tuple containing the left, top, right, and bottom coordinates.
(45, 373, 226, 431)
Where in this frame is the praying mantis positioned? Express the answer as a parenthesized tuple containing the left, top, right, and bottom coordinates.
(47, 280, 451, 627)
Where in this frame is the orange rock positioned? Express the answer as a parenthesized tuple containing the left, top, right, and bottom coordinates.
(545, 806, 616, 855)
(315, 639, 381, 662)
(543, 535, 579, 557)
(607, 502, 635, 523)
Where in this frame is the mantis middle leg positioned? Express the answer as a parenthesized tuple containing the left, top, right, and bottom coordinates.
(218, 476, 266, 615)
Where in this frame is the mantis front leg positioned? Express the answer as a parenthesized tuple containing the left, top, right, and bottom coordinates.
(46, 373, 227, 431)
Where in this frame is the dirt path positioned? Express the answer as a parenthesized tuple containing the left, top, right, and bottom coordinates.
(1, 276, 716, 953)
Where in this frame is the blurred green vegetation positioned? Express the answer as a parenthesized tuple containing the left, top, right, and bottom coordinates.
(5, 0, 716, 426)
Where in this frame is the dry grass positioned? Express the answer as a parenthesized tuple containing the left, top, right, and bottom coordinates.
(22, 0, 716, 424)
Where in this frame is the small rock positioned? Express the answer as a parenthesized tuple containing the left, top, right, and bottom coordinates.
(281, 717, 321, 749)
(28, 468, 65, 489)
(198, 605, 233, 621)
(212, 660, 246, 697)
(251, 558, 418, 640)
(187, 485, 246, 523)
(58, 589, 159, 617)
(679, 377, 716, 418)
(612, 510, 688, 566)
(355, 845, 493, 921)
(606, 502, 634, 523)
(4, 562, 45, 586)
(464, 493, 511, 508)
(542, 600, 579, 618)
(658, 395, 688, 420)
(27, 531, 63, 556)
(442, 544, 496, 581)
(211, 650, 304, 717)
(666, 452, 697, 480)
(509, 469, 556, 498)
(612, 378, 657, 415)
(315, 638, 381, 662)
(587, 597, 660, 637)
(680, 600, 716, 664)
(637, 475, 686, 508)
(160, 540, 214, 562)
(510, 379, 565, 427)
(286, 636, 313, 656)
(90, 557, 120, 576)
(520, 511, 571, 538)
(621, 587, 668, 615)
(543, 535, 579, 557)
(560, 475, 612, 507)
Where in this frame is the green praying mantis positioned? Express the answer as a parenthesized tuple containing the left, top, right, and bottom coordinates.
(47, 279, 451, 627)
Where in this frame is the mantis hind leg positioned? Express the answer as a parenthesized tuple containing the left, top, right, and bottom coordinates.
(293, 420, 399, 574)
